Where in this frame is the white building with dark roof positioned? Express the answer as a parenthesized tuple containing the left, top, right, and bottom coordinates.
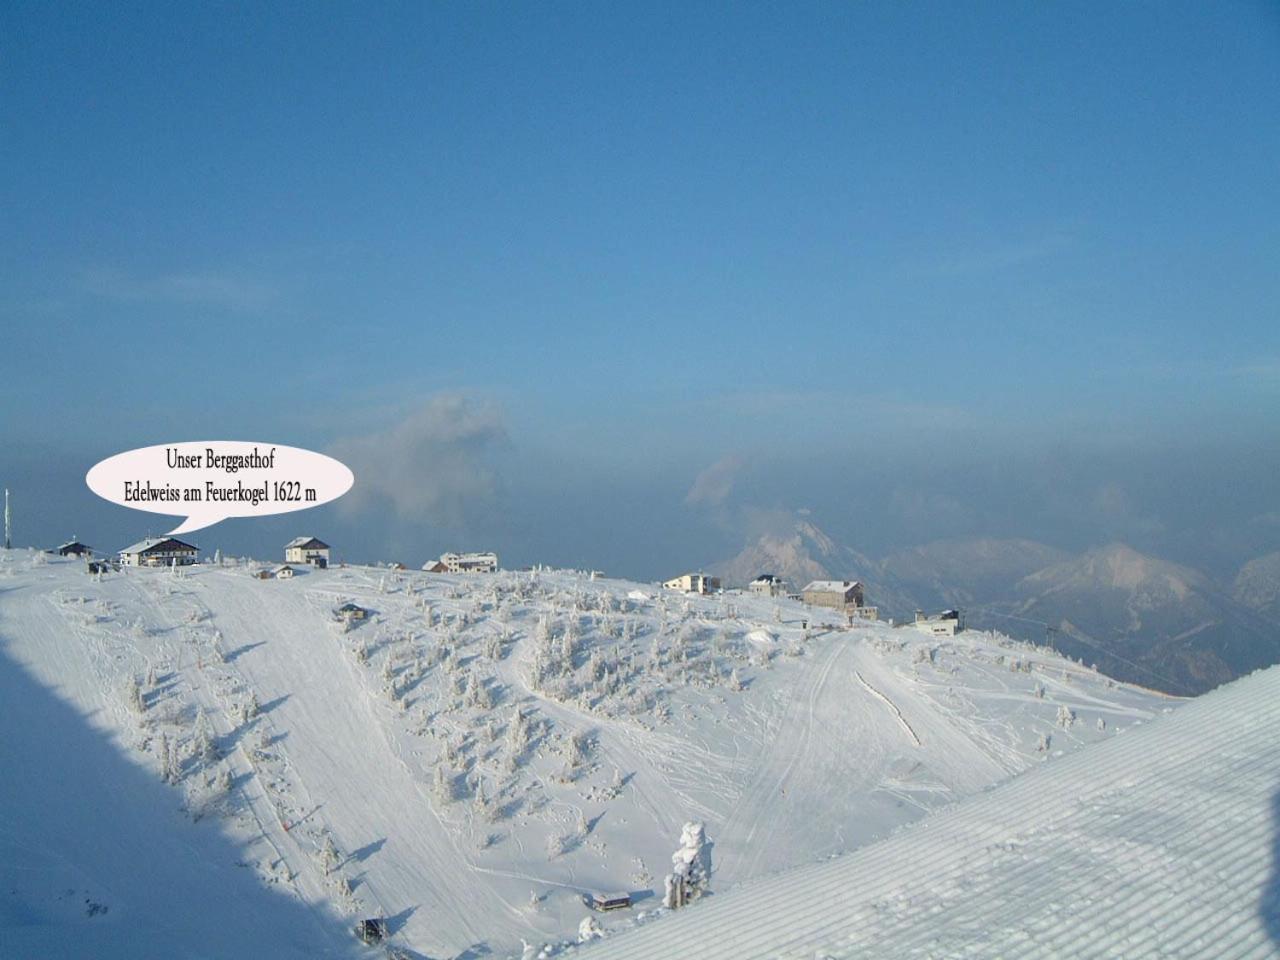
(437, 552, 498, 573)
(285, 536, 330, 568)
(914, 609, 961, 636)
(56, 539, 93, 558)
(663, 572, 721, 595)
(749, 573, 788, 597)
(119, 537, 199, 567)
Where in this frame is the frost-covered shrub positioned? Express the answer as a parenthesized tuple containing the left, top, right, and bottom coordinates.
(158, 733, 180, 785)
(126, 678, 146, 714)
(546, 832, 570, 859)
(434, 764, 457, 804)
(317, 834, 340, 874)
(194, 714, 218, 763)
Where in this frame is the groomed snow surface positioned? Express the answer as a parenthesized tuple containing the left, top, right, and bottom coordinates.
(0, 550, 1178, 958)
(583, 665, 1280, 959)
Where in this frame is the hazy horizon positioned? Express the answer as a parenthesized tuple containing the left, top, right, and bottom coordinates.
(3, 3, 1277, 583)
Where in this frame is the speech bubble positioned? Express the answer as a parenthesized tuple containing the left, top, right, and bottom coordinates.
(86, 441, 355, 537)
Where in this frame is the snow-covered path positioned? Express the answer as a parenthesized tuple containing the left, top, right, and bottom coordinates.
(207, 580, 505, 956)
(582, 664, 1280, 959)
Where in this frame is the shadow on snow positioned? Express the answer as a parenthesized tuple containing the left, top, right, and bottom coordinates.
(0, 642, 361, 959)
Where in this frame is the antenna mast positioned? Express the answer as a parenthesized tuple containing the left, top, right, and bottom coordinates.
(4, 489, 10, 550)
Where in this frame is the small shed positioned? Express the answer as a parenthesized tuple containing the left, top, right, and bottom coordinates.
(354, 918, 385, 944)
(57, 540, 93, 558)
(336, 602, 369, 622)
(273, 564, 295, 579)
(590, 891, 633, 912)
(422, 560, 448, 573)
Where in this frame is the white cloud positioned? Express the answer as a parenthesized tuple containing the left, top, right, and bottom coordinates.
(330, 394, 507, 527)
(685, 454, 745, 508)
(81, 266, 278, 313)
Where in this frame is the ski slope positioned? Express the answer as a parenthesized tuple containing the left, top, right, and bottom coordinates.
(0, 549, 1170, 958)
(582, 664, 1280, 959)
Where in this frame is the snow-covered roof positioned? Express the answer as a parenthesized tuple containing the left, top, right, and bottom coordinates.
(285, 536, 329, 549)
(750, 573, 782, 583)
(120, 537, 198, 554)
(582, 666, 1280, 960)
(801, 579, 860, 593)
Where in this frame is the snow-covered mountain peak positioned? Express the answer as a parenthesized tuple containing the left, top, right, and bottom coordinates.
(1021, 542, 1206, 600)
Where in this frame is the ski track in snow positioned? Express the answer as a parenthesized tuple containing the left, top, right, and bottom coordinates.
(0, 553, 1173, 958)
(852, 668, 921, 747)
(582, 665, 1280, 960)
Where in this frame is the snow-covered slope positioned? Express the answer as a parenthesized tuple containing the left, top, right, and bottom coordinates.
(581, 663, 1280, 959)
(0, 549, 1169, 958)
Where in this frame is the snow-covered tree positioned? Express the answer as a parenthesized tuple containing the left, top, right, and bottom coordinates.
(663, 821, 711, 908)
(318, 834, 340, 874)
(158, 733, 180, 784)
(194, 713, 218, 763)
(507, 708, 527, 754)
(578, 916, 603, 942)
(433, 764, 456, 804)
(546, 832, 568, 859)
(126, 678, 146, 714)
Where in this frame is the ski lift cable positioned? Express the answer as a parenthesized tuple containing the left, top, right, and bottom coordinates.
(966, 605, 1194, 697)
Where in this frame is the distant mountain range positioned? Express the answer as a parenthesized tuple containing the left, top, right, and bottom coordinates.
(1234, 551, 1280, 620)
(715, 519, 917, 617)
(714, 519, 1280, 695)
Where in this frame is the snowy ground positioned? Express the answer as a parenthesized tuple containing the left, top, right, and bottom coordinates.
(580, 662, 1280, 960)
(0, 550, 1171, 958)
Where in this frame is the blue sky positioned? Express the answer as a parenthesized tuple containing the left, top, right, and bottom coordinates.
(2, 2, 1278, 577)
